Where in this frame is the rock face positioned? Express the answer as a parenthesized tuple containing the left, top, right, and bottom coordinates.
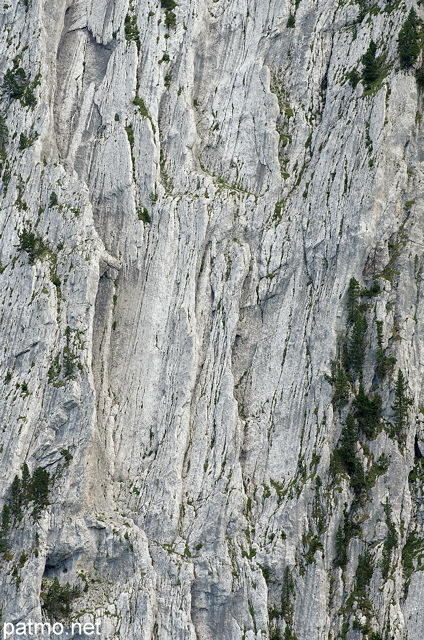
(1, 0, 424, 638)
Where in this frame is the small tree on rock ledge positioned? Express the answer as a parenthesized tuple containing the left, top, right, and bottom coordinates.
(391, 370, 413, 437)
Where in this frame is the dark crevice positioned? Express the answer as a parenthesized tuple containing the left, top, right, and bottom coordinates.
(415, 434, 423, 458)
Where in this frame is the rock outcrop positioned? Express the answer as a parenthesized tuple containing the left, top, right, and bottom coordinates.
(0, 1, 423, 639)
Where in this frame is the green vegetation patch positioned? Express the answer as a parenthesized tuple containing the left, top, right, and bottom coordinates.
(335, 508, 362, 568)
(398, 9, 423, 69)
(287, 14, 295, 28)
(161, 0, 177, 9)
(0, 115, 8, 159)
(134, 95, 149, 117)
(361, 41, 387, 93)
(124, 13, 141, 50)
(381, 500, 397, 579)
(137, 207, 152, 223)
(17, 228, 48, 264)
(160, 0, 178, 29)
(402, 531, 424, 589)
(390, 370, 413, 440)
(355, 549, 374, 604)
(1, 60, 40, 108)
(353, 384, 382, 439)
(41, 578, 81, 621)
(8, 464, 50, 522)
(18, 131, 38, 151)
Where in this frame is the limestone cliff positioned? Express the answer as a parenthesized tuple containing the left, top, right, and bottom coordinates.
(0, 0, 424, 638)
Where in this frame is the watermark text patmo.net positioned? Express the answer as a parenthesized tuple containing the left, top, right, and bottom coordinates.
(3, 620, 101, 638)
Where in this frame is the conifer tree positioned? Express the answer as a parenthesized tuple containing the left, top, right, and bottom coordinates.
(362, 41, 380, 88)
(348, 313, 367, 376)
(398, 9, 422, 69)
(10, 475, 21, 517)
(331, 362, 350, 407)
(21, 462, 30, 499)
(353, 384, 382, 438)
(392, 370, 413, 434)
(346, 277, 360, 324)
(1, 504, 10, 533)
(29, 467, 50, 511)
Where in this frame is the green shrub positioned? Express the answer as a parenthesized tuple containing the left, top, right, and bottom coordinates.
(50, 273, 61, 287)
(138, 207, 152, 223)
(49, 192, 58, 207)
(366, 453, 389, 489)
(21, 85, 37, 108)
(10, 476, 22, 517)
(17, 228, 48, 264)
(280, 567, 294, 623)
(355, 549, 373, 601)
(375, 320, 396, 378)
(7, 465, 50, 521)
(381, 500, 397, 579)
(0, 504, 11, 553)
(335, 509, 361, 568)
(18, 132, 36, 150)
(361, 281, 381, 297)
(124, 13, 141, 50)
(361, 41, 385, 90)
(328, 362, 350, 407)
(287, 14, 295, 28)
(1, 505, 10, 533)
(62, 326, 83, 380)
(41, 578, 81, 621)
(2, 67, 27, 99)
(60, 449, 73, 463)
(47, 355, 61, 384)
(362, 41, 379, 85)
(335, 414, 358, 475)
(63, 346, 75, 378)
(165, 10, 176, 28)
(0, 535, 9, 554)
(161, 0, 177, 9)
(133, 95, 148, 117)
(391, 370, 413, 436)
(347, 313, 367, 376)
(347, 277, 360, 324)
(274, 201, 283, 220)
(353, 384, 382, 438)
(21, 463, 30, 497)
(0, 531, 10, 553)
(160, 0, 177, 28)
(347, 69, 360, 88)
(1, 65, 40, 107)
(0, 116, 8, 158)
(398, 9, 422, 69)
(125, 124, 134, 147)
(304, 534, 323, 564)
(402, 531, 424, 583)
(330, 414, 368, 498)
(28, 467, 50, 513)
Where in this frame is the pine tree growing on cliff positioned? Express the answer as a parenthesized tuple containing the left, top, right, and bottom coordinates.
(398, 9, 422, 69)
(362, 41, 379, 87)
(391, 370, 413, 435)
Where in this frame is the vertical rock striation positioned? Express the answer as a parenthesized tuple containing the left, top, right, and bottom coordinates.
(0, 0, 423, 639)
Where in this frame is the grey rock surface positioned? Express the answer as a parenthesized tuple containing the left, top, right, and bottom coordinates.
(0, 0, 424, 638)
